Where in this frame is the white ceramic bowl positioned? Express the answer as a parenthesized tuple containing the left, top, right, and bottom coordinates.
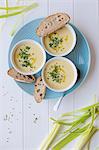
(42, 57, 77, 92)
(10, 39, 46, 75)
(41, 24, 76, 57)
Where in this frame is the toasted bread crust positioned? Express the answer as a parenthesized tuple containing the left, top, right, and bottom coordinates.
(34, 76, 46, 103)
(36, 13, 70, 37)
(7, 68, 35, 83)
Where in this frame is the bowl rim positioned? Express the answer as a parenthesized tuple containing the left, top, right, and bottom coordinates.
(41, 24, 76, 57)
(10, 39, 46, 75)
(42, 57, 78, 92)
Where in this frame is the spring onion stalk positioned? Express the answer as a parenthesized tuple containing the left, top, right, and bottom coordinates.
(39, 102, 99, 149)
(74, 106, 96, 150)
(64, 113, 90, 133)
(74, 126, 98, 150)
(39, 123, 61, 150)
(50, 117, 73, 126)
(0, 6, 27, 10)
(62, 102, 99, 117)
(6, 0, 9, 15)
(51, 113, 90, 136)
(83, 142, 90, 150)
(52, 124, 90, 150)
(90, 107, 95, 127)
(0, 3, 38, 18)
(53, 105, 98, 150)
(51, 113, 91, 149)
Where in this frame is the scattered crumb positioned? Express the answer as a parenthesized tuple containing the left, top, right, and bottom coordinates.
(11, 114, 13, 117)
(8, 131, 12, 134)
(3, 112, 14, 122)
(28, 106, 31, 109)
(10, 96, 14, 101)
(33, 114, 40, 124)
(10, 98, 13, 101)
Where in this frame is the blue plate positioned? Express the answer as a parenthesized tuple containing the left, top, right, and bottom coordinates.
(8, 18, 91, 99)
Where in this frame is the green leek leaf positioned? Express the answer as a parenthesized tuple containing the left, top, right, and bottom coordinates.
(74, 126, 98, 150)
(0, 3, 38, 18)
(39, 102, 99, 150)
(52, 124, 89, 150)
(62, 102, 99, 117)
(0, 6, 27, 10)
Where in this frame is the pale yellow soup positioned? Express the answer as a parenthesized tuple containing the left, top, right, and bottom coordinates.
(14, 42, 44, 73)
(44, 60, 75, 90)
(43, 26, 74, 55)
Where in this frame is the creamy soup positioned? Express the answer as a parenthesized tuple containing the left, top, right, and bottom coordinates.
(44, 59, 75, 90)
(43, 25, 74, 55)
(14, 41, 44, 73)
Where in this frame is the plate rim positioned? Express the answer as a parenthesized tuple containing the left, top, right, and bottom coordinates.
(8, 18, 91, 99)
(68, 23, 91, 95)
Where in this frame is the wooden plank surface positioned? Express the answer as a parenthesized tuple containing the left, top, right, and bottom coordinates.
(0, 0, 99, 150)
(22, 1, 49, 150)
(0, 1, 23, 150)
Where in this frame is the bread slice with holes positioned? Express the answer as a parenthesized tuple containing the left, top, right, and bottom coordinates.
(36, 13, 70, 37)
(34, 76, 46, 103)
(7, 68, 35, 83)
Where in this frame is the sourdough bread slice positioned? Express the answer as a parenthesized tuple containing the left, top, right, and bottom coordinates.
(34, 76, 46, 103)
(7, 68, 35, 83)
(36, 13, 70, 37)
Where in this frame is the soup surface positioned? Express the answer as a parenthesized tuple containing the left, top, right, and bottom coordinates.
(14, 41, 44, 73)
(43, 25, 74, 55)
(44, 59, 75, 90)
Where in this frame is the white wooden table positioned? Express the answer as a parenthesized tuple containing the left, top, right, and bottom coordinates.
(0, 0, 99, 150)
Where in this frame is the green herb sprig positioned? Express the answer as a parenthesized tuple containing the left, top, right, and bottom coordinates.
(49, 65, 64, 83)
(49, 34, 63, 49)
(19, 46, 33, 68)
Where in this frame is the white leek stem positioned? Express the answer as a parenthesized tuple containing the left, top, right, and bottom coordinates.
(74, 126, 97, 150)
(39, 123, 61, 150)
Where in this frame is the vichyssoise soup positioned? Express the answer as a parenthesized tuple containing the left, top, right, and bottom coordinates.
(43, 58, 77, 91)
(43, 25, 76, 56)
(13, 41, 45, 74)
